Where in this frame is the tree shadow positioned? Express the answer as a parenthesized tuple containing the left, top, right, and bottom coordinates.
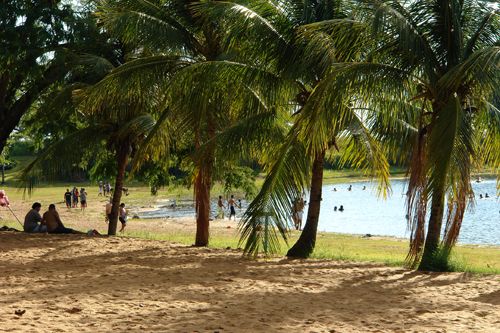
(1, 233, 497, 332)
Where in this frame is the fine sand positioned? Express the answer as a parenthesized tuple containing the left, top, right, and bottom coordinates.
(1, 232, 499, 333)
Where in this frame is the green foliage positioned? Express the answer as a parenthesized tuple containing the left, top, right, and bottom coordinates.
(221, 166, 258, 199)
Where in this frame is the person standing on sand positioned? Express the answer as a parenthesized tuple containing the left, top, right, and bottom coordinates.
(228, 195, 237, 221)
(217, 195, 226, 219)
(64, 189, 72, 208)
(292, 198, 299, 230)
(80, 188, 87, 212)
(72, 187, 79, 208)
(292, 197, 305, 230)
(98, 181, 103, 196)
(23, 202, 47, 233)
(119, 203, 128, 232)
(296, 197, 305, 230)
(105, 198, 112, 223)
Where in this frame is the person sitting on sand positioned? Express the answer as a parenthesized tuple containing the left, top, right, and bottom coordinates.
(24, 202, 47, 233)
(119, 203, 128, 232)
(0, 190, 10, 207)
(43, 204, 83, 234)
(485, 193, 489, 198)
(347, 185, 352, 191)
(339, 205, 344, 212)
(479, 194, 483, 199)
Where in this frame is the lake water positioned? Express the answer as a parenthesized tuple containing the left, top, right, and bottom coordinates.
(138, 179, 499, 245)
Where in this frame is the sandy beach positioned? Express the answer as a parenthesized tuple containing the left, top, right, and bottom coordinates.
(0, 190, 499, 332)
(1, 231, 499, 333)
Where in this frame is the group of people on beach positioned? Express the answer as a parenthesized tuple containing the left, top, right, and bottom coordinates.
(216, 195, 240, 220)
(0, 188, 103, 236)
(64, 187, 87, 210)
(98, 181, 112, 196)
(23, 202, 98, 235)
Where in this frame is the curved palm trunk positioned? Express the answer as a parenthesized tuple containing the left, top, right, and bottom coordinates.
(418, 186, 446, 270)
(108, 143, 129, 236)
(286, 149, 325, 258)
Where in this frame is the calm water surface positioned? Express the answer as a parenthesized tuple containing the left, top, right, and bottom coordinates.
(317, 179, 499, 245)
(139, 179, 499, 245)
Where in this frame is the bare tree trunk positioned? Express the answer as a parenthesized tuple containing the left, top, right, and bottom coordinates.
(108, 143, 129, 236)
(418, 186, 446, 270)
(194, 165, 211, 246)
(286, 149, 325, 258)
(193, 116, 215, 247)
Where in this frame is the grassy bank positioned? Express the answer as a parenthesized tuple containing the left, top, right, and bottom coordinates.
(122, 228, 499, 274)
(2, 163, 498, 275)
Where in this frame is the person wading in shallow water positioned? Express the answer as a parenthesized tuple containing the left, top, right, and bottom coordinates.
(228, 195, 237, 221)
(217, 195, 226, 219)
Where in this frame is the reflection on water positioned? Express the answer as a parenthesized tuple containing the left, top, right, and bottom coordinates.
(138, 179, 499, 245)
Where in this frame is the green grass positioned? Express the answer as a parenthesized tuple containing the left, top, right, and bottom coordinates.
(120, 228, 499, 274)
(2, 156, 498, 274)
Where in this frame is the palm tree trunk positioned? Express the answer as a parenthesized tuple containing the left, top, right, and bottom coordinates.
(418, 185, 446, 270)
(108, 143, 129, 236)
(286, 149, 325, 258)
(194, 164, 211, 246)
(193, 117, 215, 247)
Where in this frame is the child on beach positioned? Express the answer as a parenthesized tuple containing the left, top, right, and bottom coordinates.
(80, 188, 87, 212)
(119, 203, 128, 232)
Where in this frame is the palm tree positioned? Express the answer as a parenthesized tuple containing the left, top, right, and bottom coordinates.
(291, 0, 500, 269)
(20, 49, 157, 235)
(91, 0, 290, 245)
(200, 0, 390, 257)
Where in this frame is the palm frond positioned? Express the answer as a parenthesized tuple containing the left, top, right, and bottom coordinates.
(97, 0, 202, 53)
(20, 125, 109, 195)
(239, 130, 311, 256)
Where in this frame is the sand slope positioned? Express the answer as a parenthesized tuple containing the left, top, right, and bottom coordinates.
(1, 232, 499, 333)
